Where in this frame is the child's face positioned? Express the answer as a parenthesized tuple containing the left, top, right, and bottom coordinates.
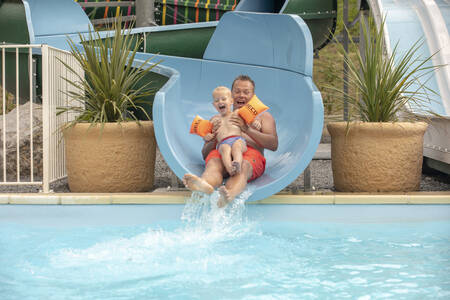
(212, 90, 233, 115)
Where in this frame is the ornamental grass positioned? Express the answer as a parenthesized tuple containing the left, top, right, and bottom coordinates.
(58, 16, 160, 126)
(328, 17, 442, 122)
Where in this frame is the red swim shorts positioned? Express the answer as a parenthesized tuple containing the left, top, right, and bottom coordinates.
(205, 146, 266, 182)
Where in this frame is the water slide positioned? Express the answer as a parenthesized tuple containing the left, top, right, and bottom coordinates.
(147, 13, 323, 201)
(366, 0, 450, 172)
(79, 0, 337, 51)
(2, 0, 323, 201)
(1, 0, 336, 100)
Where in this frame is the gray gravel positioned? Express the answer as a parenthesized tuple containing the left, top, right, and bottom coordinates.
(0, 147, 448, 193)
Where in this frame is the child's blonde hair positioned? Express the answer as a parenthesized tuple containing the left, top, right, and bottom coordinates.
(212, 86, 231, 97)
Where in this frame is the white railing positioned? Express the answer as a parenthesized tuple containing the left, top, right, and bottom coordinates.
(0, 44, 82, 192)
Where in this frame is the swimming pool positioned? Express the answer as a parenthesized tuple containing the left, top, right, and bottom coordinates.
(1, 194, 449, 299)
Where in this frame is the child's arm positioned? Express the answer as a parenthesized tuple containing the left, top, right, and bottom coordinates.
(205, 116, 221, 141)
(211, 116, 221, 133)
(201, 116, 219, 159)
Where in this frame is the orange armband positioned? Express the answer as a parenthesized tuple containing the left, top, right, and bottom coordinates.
(238, 95, 269, 124)
(190, 115, 213, 137)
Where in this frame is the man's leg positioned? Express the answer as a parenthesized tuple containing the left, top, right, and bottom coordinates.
(217, 160, 252, 207)
(182, 157, 224, 193)
(201, 157, 225, 188)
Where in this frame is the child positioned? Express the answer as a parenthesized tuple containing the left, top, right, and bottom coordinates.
(205, 86, 261, 176)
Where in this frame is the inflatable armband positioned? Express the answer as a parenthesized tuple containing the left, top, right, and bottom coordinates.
(190, 115, 213, 137)
(238, 95, 269, 124)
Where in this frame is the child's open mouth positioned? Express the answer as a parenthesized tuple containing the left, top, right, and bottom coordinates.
(218, 104, 226, 111)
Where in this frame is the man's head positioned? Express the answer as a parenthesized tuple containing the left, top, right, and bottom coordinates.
(231, 75, 255, 110)
(212, 86, 233, 116)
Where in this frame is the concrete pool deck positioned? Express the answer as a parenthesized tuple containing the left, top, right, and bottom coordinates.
(1, 191, 449, 205)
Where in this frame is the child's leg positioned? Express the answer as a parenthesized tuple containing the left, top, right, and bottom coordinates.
(219, 144, 233, 175)
(230, 140, 247, 175)
(217, 160, 253, 208)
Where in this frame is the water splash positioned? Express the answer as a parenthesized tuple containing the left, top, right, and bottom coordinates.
(50, 188, 255, 272)
(181, 189, 249, 232)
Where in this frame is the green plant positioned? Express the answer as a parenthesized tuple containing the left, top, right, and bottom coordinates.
(336, 0, 360, 36)
(328, 17, 441, 122)
(314, 42, 361, 118)
(0, 86, 15, 115)
(316, 54, 342, 114)
(58, 16, 160, 126)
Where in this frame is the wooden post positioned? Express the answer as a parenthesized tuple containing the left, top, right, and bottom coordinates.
(303, 164, 312, 192)
(359, 8, 370, 117)
(343, 0, 349, 121)
(359, 9, 370, 69)
(136, 0, 156, 27)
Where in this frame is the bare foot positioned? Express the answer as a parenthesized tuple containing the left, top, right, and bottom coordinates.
(182, 174, 214, 194)
(223, 162, 233, 176)
(230, 161, 241, 176)
(217, 186, 233, 208)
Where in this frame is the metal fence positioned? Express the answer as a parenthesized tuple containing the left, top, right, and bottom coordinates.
(0, 44, 82, 192)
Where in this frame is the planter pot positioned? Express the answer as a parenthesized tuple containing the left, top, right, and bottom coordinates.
(327, 122, 428, 192)
(63, 121, 156, 192)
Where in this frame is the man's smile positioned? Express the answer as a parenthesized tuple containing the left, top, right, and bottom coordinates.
(235, 99, 246, 107)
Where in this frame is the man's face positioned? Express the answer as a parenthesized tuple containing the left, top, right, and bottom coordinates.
(212, 90, 233, 116)
(231, 80, 254, 110)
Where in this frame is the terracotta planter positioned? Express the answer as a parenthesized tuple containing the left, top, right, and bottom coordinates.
(327, 122, 428, 192)
(63, 121, 156, 192)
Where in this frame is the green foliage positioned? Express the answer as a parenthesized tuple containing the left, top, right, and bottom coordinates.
(318, 62, 340, 114)
(58, 16, 160, 126)
(328, 17, 441, 122)
(336, 0, 360, 36)
(0, 86, 15, 115)
(314, 42, 360, 119)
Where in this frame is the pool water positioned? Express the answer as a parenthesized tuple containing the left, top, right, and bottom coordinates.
(1, 194, 449, 299)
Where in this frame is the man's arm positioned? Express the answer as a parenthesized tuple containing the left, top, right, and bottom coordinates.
(245, 112, 278, 151)
(230, 112, 278, 151)
(202, 139, 217, 160)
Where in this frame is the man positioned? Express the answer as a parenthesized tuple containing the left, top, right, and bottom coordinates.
(183, 75, 278, 207)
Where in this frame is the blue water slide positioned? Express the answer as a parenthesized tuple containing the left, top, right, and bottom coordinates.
(145, 12, 323, 201)
(20, 0, 323, 201)
(22, 0, 92, 48)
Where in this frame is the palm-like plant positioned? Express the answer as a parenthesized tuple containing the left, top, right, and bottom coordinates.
(58, 16, 160, 125)
(330, 17, 441, 122)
